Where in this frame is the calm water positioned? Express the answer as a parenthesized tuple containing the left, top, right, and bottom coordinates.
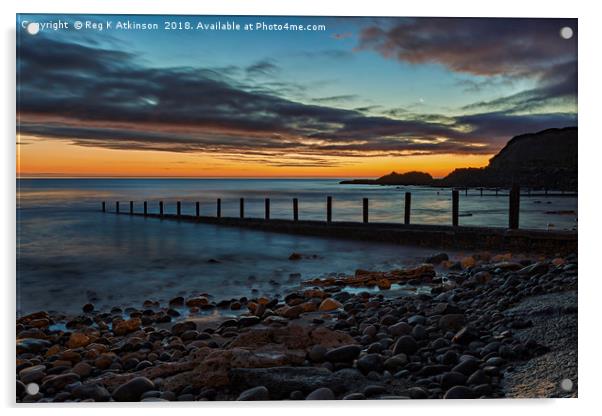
(16, 178, 577, 315)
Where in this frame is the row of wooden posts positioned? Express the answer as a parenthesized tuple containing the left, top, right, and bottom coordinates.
(102, 184, 522, 229)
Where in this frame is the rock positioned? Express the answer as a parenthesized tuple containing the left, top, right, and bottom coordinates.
(452, 358, 481, 376)
(443, 385, 475, 399)
(440, 371, 467, 389)
(384, 354, 407, 372)
(388, 322, 411, 336)
(185, 297, 209, 308)
(407, 386, 429, 399)
(467, 369, 489, 385)
(229, 367, 365, 399)
(324, 345, 361, 362)
(112, 377, 155, 402)
(113, 318, 141, 336)
(438, 314, 466, 332)
(72, 384, 111, 402)
(306, 387, 335, 400)
(289, 252, 302, 261)
(82, 303, 94, 313)
(72, 362, 93, 378)
(460, 256, 476, 269)
(67, 332, 91, 349)
(16, 338, 52, 354)
(425, 253, 449, 265)
(357, 354, 384, 374)
(18, 365, 46, 384)
(236, 386, 270, 401)
(343, 392, 366, 400)
(308, 345, 327, 363)
(363, 385, 387, 396)
(452, 326, 479, 345)
(393, 335, 418, 355)
(319, 298, 343, 311)
(41, 372, 80, 391)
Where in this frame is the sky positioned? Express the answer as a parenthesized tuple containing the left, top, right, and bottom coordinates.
(16, 15, 577, 178)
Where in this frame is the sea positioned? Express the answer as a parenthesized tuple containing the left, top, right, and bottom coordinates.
(16, 178, 578, 316)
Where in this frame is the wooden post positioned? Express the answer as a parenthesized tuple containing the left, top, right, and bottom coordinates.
(465, 188, 468, 196)
(240, 198, 245, 218)
(196, 202, 200, 217)
(293, 198, 299, 221)
(129, 201, 133, 215)
(480, 188, 483, 197)
(495, 188, 499, 197)
(217, 199, 221, 218)
(452, 190, 459, 227)
(509, 184, 520, 229)
(326, 196, 332, 223)
(363, 198, 369, 223)
(404, 192, 411, 225)
(116, 201, 120, 214)
(176, 201, 181, 217)
(159, 201, 164, 217)
(102, 201, 106, 212)
(265, 198, 270, 220)
(143, 201, 148, 216)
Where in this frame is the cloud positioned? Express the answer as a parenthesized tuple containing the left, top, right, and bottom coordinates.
(358, 17, 576, 77)
(311, 95, 358, 104)
(17, 35, 576, 165)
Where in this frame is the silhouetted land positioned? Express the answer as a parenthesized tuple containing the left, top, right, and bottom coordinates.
(341, 127, 577, 191)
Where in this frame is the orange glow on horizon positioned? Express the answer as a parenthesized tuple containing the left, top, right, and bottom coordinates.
(17, 136, 492, 179)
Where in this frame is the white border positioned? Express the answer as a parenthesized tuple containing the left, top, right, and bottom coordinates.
(3, 1, 600, 415)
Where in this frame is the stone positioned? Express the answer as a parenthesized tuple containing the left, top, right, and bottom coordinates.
(363, 385, 387, 396)
(41, 372, 80, 391)
(467, 369, 489, 385)
(440, 371, 467, 390)
(443, 385, 475, 399)
(388, 322, 411, 336)
(324, 345, 361, 362)
(460, 256, 476, 269)
(185, 297, 209, 308)
(425, 253, 449, 265)
(343, 392, 366, 400)
(112, 377, 155, 402)
(16, 338, 52, 354)
(308, 345, 327, 363)
(319, 298, 343, 311)
(236, 386, 270, 401)
(452, 358, 481, 376)
(18, 365, 46, 384)
(393, 335, 418, 355)
(306, 387, 335, 400)
(229, 367, 365, 399)
(439, 314, 466, 332)
(384, 354, 407, 372)
(113, 318, 141, 336)
(67, 332, 91, 349)
(356, 353, 384, 374)
(72, 384, 111, 402)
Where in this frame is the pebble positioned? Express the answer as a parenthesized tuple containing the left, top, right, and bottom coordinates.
(112, 377, 155, 402)
(324, 345, 361, 362)
(305, 387, 335, 400)
(393, 335, 418, 355)
(237, 386, 270, 401)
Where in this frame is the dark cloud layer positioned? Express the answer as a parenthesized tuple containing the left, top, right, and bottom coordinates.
(17, 33, 576, 165)
(359, 18, 577, 112)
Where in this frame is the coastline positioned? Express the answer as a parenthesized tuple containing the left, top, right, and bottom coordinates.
(16, 251, 577, 401)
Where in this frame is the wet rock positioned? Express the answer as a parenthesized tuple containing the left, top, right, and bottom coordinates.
(440, 371, 467, 389)
(308, 345, 327, 363)
(343, 392, 366, 400)
(41, 372, 80, 391)
(393, 335, 418, 355)
(112, 377, 155, 402)
(324, 345, 361, 362)
(113, 318, 141, 336)
(357, 354, 384, 374)
(438, 314, 466, 332)
(319, 298, 343, 311)
(388, 322, 411, 336)
(16, 338, 51, 354)
(452, 358, 481, 376)
(67, 332, 91, 349)
(237, 386, 270, 401)
(425, 253, 449, 265)
(443, 385, 475, 399)
(306, 387, 335, 400)
(72, 384, 111, 402)
(19, 365, 46, 384)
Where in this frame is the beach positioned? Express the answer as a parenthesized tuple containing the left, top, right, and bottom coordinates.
(16, 251, 577, 401)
